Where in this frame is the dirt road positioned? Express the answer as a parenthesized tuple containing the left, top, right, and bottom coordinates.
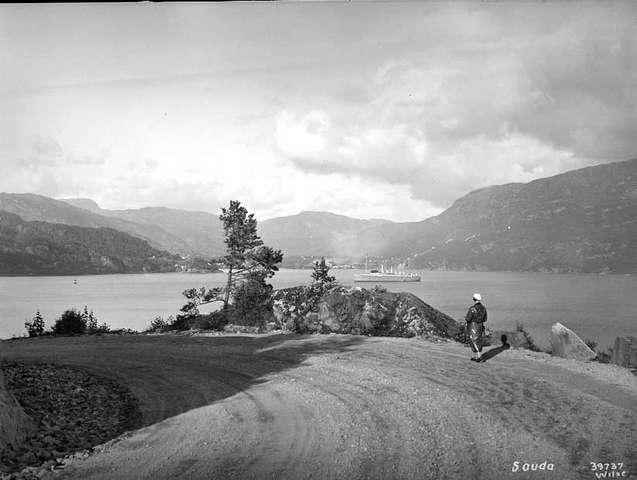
(2, 334, 635, 480)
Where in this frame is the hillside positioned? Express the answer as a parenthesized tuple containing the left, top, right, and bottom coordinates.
(0, 193, 191, 255)
(60, 201, 392, 258)
(365, 158, 637, 273)
(259, 211, 391, 257)
(60, 200, 226, 257)
(6, 158, 636, 273)
(0, 211, 179, 275)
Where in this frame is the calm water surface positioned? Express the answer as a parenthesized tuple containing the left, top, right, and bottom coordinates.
(1, 269, 635, 349)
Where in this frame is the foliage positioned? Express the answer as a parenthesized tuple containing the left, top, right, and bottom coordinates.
(311, 257, 335, 284)
(179, 287, 222, 318)
(218, 200, 283, 308)
(177, 200, 283, 329)
(24, 310, 45, 337)
(79, 305, 110, 333)
(231, 272, 274, 327)
(515, 322, 541, 352)
(584, 338, 598, 351)
(145, 315, 179, 333)
(146, 315, 169, 332)
(191, 311, 230, 330)
(53, 309, 87, 335)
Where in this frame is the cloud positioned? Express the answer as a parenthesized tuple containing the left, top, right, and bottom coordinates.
(32, 135, 63, 158)
(275, 106, 581, 207)
(274, 110, 330, 160)
(274, 10, 636, 209)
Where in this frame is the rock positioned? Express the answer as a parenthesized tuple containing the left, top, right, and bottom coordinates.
(1, 362, 142, 476)
(273, 286, 461, 339)
(0, 370, 35, 457)
(611, 336, 637, 368)
(18, 451, 37, 464)
(550, 322, 596, 361)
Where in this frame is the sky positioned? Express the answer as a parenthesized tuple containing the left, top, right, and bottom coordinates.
(1, 2, 636, 222)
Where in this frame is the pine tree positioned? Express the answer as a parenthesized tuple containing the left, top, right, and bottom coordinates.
(178, 200, 283, 323)
(311, 257, 335, 284)
(24, 310, 45, 337)
(218, 200, 283, 309)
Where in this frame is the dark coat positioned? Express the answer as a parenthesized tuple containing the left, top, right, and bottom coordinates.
(465, 302, 487, 352)
(465, 302, 487, 324)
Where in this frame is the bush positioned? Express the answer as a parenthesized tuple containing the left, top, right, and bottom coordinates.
(231, 273, 274, 327)
(80, 306, 110, 333)
(371, 285, 388, 294)
(146, 316, 169, 333)
(53, 309, 87, 335)
(190, 311, 230, 330)
(584, 338, 598, 351)
(24, 310, 46, 337)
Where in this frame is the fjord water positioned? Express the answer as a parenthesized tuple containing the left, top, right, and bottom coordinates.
(1, 269, 635, 349)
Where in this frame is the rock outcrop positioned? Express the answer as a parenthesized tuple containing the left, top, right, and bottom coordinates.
(550, 322, 596, 361)
(0, 369, 34, 464)
(273, 286, 461, 339)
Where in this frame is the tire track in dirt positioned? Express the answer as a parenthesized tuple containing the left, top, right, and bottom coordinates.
(2, 334, 635, 480)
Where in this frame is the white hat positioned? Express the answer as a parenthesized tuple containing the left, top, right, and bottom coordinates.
(472, 293, 482, 301)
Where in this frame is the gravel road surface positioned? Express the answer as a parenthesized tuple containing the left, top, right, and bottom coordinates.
(2, 334, 635, 480)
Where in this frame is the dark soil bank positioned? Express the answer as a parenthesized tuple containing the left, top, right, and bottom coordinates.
(0, 363, 141, 477)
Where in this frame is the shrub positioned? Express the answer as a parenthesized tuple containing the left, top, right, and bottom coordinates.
(190, 311, 230, 330)
(95, 322, 111, 333)
(311, 257, 336, 284)
(584, 338, 598, 351)
(146, 316, 169, 332)
(231, 273, 274, 327)
(80, 306, 109, 333)
(515, 322, 541, 352)
(53, 309, 87, 335)
(24, 310, 46, 337)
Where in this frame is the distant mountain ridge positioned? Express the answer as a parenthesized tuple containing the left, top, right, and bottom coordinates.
(0, 193, 192, 254)
(0, 210, 178, 275)
(58, 200, 391, 258)
(360, 158, 637, 273)
(60, 199, 225, 257)
(258, 211, 392, 257)
(2, 157, 636, 273)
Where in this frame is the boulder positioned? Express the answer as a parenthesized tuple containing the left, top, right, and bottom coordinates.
(550, 322, 596, 361)
(273, 286, 461, 339)
(611, 336, 637, 368)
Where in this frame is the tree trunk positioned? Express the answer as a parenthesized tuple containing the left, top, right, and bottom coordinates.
(223, 265, 233, 309)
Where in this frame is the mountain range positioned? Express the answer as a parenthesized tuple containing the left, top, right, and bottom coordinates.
(0, 210, 178, 275)
(0, 157, 635, 273)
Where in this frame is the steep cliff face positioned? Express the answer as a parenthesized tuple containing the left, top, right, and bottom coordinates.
(273, 286, 461, 339)
(0, 369, 34, 458)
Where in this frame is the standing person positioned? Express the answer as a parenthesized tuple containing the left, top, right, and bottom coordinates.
(466, 293, 487, 362)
